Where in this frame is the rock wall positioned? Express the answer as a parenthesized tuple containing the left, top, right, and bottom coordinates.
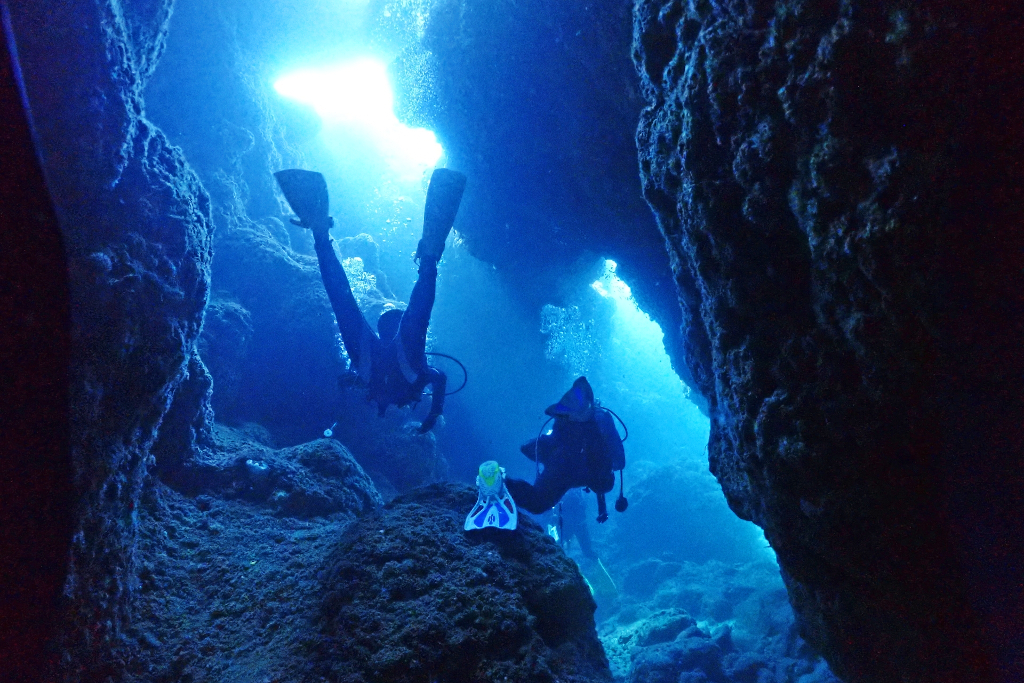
(7, 1, 213, 679)
(632, 1, 1024, 681)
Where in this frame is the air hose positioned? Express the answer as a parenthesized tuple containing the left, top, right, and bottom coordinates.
(425, 351, 468, 395)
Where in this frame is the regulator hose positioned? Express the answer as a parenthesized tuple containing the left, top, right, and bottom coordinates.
(425, 351, 468, 395)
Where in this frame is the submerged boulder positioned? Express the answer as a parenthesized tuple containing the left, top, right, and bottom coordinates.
(159, 424, 383, 519)
(602, 561, 837, 683)
(315, 482, 613, 683)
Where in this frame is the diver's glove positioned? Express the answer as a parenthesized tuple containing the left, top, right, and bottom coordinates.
(596, 492, 609, 523)
(417, 414, 440, 433)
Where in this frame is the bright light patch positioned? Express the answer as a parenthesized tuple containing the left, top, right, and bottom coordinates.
(587, 257, 691, 405)
(275, 59, 394, 123)
(591, 259, 632, 300)
(274, 58, 443, 170)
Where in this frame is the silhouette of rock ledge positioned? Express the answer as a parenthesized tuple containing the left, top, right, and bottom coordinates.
(315, 482, 613, 683)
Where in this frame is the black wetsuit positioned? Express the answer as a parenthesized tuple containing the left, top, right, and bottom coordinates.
(506, 408, 623, 522)
(313, 230, 445, 430)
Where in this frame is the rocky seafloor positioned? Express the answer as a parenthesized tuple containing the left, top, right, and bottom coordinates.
(119, 430, 837, 683)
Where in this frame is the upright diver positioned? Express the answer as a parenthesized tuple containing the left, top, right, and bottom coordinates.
(274, 168, 467, 433)
(467, 376, 627, 531)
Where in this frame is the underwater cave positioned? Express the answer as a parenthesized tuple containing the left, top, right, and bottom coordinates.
(1, 0, 1022, 682)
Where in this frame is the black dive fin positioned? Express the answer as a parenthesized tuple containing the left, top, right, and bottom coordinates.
(419, 169, 466, 260)
(423, 168, 466, 237)
(274, 169, 329, 226)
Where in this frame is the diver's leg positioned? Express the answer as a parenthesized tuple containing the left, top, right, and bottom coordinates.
(397, 259, 436, 365)
(313, 231, 378, 377)
(416, 169, 466, 261)
(562, 495, 599, 559)
(506, 474, 569, 515)
(397, 169, 465, 365)
(573, 518, 598, 560)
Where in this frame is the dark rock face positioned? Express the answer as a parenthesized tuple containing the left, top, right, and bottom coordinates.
(0, 19, 74, 681)
(633, 1, 1024, 681)
(205, 219, 344, 444)
(316, 483, 612, 682)
(196, 297, 254, 418)
(8, 1, 213, 679)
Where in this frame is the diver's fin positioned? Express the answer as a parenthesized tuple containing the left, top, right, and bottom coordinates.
(465, 461, 517, 531)
(578, 556, 617, 600)
(464, 492, 518, 531)
(274, 169, 330, 228)
(466, 466, 520, 532)
(418, 168, 466, 261)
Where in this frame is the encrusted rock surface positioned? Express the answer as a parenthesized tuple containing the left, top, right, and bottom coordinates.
(160, 424, 384, 519)
(633, 1, 1024, 681)
(125, 480, 609, 683)
(316, 482, 613, 683)
(125, 452, 379, 683)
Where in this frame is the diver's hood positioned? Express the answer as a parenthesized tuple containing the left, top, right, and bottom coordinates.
(545, 376, 595, 422)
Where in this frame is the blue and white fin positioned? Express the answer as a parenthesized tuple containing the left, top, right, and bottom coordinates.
(465, 461, 518, 531)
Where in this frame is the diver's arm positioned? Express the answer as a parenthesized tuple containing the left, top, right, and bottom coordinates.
(596, 409, 625, 464)
(520, 432, 556, 462)
(418, 368, 446, 433)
